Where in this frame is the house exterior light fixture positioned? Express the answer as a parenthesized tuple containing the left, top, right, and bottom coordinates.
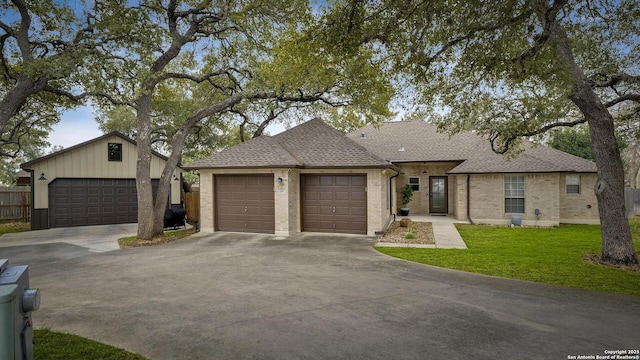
(38, 172, 46, 180)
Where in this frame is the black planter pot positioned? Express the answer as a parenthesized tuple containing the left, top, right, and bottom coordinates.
(399, 208, 410, 216)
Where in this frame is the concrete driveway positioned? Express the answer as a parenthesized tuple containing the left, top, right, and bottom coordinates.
(0, 224, 136, 266)
(15, 232, 640, 359)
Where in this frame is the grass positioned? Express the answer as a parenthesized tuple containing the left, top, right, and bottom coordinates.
(0, 221, 30, 235)
(34, 329, 148, 360)
(377, 218, 640, 296)
(118, 228, 196, 248)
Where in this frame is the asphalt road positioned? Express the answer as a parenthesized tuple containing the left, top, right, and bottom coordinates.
(3, 229, 639, 359)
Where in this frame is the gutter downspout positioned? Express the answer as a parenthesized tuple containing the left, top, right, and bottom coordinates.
(467, 174, 474, 224)
(28, 169, 35, 230)
(390, 171, 400, 222)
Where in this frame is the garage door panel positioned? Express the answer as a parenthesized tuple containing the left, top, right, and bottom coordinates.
(350, 176, 366, 186)
(351, 206, 367, 216)
(334, 176, 351, 186)
(335, 221, 366, 234)
(319, 191, 334, 200)
(351, 191, 366, 202)
(303, 191, 318, 200)
(301, 174, 367, 234)
(215, 175, 274, 233)
(334, 191, 350, 201)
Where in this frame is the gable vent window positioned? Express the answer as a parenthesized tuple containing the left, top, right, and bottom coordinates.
(409, 177, 420, 192)
(566, 175, 580, 194)
(108, 143, 123, 162)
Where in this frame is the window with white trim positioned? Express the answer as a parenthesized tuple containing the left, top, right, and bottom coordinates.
(409, 177, 420, 192)
(566, 175, 580, 194)
(504, 176, 525, 213)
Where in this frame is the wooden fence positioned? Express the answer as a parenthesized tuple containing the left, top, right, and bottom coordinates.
(0, 186, 30, 222)
(625, 187, 640, 217)
(184, 191, 200, 224)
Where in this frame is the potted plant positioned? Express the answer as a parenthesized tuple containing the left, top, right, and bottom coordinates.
(399, 183, 414, 216)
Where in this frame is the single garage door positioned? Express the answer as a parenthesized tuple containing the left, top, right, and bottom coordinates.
(301, 174, 367, 234)
(48, 178, 158, 228)
(215, 174, 275, 233)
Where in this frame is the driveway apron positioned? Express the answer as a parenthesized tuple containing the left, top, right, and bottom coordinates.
(26, 232, 640, 360)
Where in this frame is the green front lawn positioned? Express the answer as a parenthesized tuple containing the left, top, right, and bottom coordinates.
(34, 329, 148, 360)
(377, 219, 640, 296)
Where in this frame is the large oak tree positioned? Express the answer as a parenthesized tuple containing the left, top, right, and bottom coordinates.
(90, 1, 393, 240)
(323, 0, 639, 264)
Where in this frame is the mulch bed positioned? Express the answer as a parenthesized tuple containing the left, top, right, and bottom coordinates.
(582, 254, 640, 272)
(380, 221, 435, 244)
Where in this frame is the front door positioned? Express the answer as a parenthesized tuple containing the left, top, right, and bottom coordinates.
(429, 177, 448, 213)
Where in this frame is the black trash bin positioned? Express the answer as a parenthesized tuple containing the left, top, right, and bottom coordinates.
(164, 208, 187, 230)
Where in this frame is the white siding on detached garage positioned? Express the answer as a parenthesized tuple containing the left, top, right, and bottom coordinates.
(28, 134, 181, 209)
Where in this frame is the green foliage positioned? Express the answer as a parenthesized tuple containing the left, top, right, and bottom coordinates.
(401, 184, 414, 206)
(34, 329, 148, 360)
(405, 223, 416, 239)
(0, 221, 29, 235)
(0, 141, 44, 185)
(0, 0, 96, 158)
(548, 125, 629, 161)
(548, 127, 595, 160)
(323, 0, 639, 153)
(378, 220, 640, 296)
(92, 0, 394, 168)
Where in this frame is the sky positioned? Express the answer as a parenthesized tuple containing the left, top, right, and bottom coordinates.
(48, 105, 288, 153)
(48, 105, 103, 150)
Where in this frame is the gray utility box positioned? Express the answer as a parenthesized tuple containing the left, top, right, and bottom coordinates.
(0, 259, 40, 360)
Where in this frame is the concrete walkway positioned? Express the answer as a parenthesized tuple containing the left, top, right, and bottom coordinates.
(376, 215, 468, 249)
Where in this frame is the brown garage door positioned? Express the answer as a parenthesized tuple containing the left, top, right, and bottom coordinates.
(48, 178, 159, 228)
(301, 174, 367, 234)
(215, 175, 275, 233)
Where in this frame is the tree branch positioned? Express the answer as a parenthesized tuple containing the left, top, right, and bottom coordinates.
(604, 93, 640, 108)
(589, 73, 640, 88)
(491, 117, 587, 154)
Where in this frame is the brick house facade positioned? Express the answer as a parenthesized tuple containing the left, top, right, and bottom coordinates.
(186, 119, 599, 236)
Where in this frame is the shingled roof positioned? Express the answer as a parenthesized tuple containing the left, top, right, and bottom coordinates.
(347, 121, 597, 174)
(185, 118, 395, 169)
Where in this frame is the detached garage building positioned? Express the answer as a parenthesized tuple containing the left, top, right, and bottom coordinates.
(21, 132, 182, 230)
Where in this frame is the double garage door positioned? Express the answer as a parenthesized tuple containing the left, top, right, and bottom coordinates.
(48, 178, 158, 228)
(214, 174, 366, 235)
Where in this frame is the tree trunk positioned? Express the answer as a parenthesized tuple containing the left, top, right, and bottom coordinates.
(543, 13, 638, 265)
(582, 103, 637, 264)
(136, 93, 156, 240)
(151, 140, 182, 236)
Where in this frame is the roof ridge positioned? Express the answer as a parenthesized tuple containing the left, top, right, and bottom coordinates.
(21, 131, 173, 169)
(270, 135, 305, 166)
